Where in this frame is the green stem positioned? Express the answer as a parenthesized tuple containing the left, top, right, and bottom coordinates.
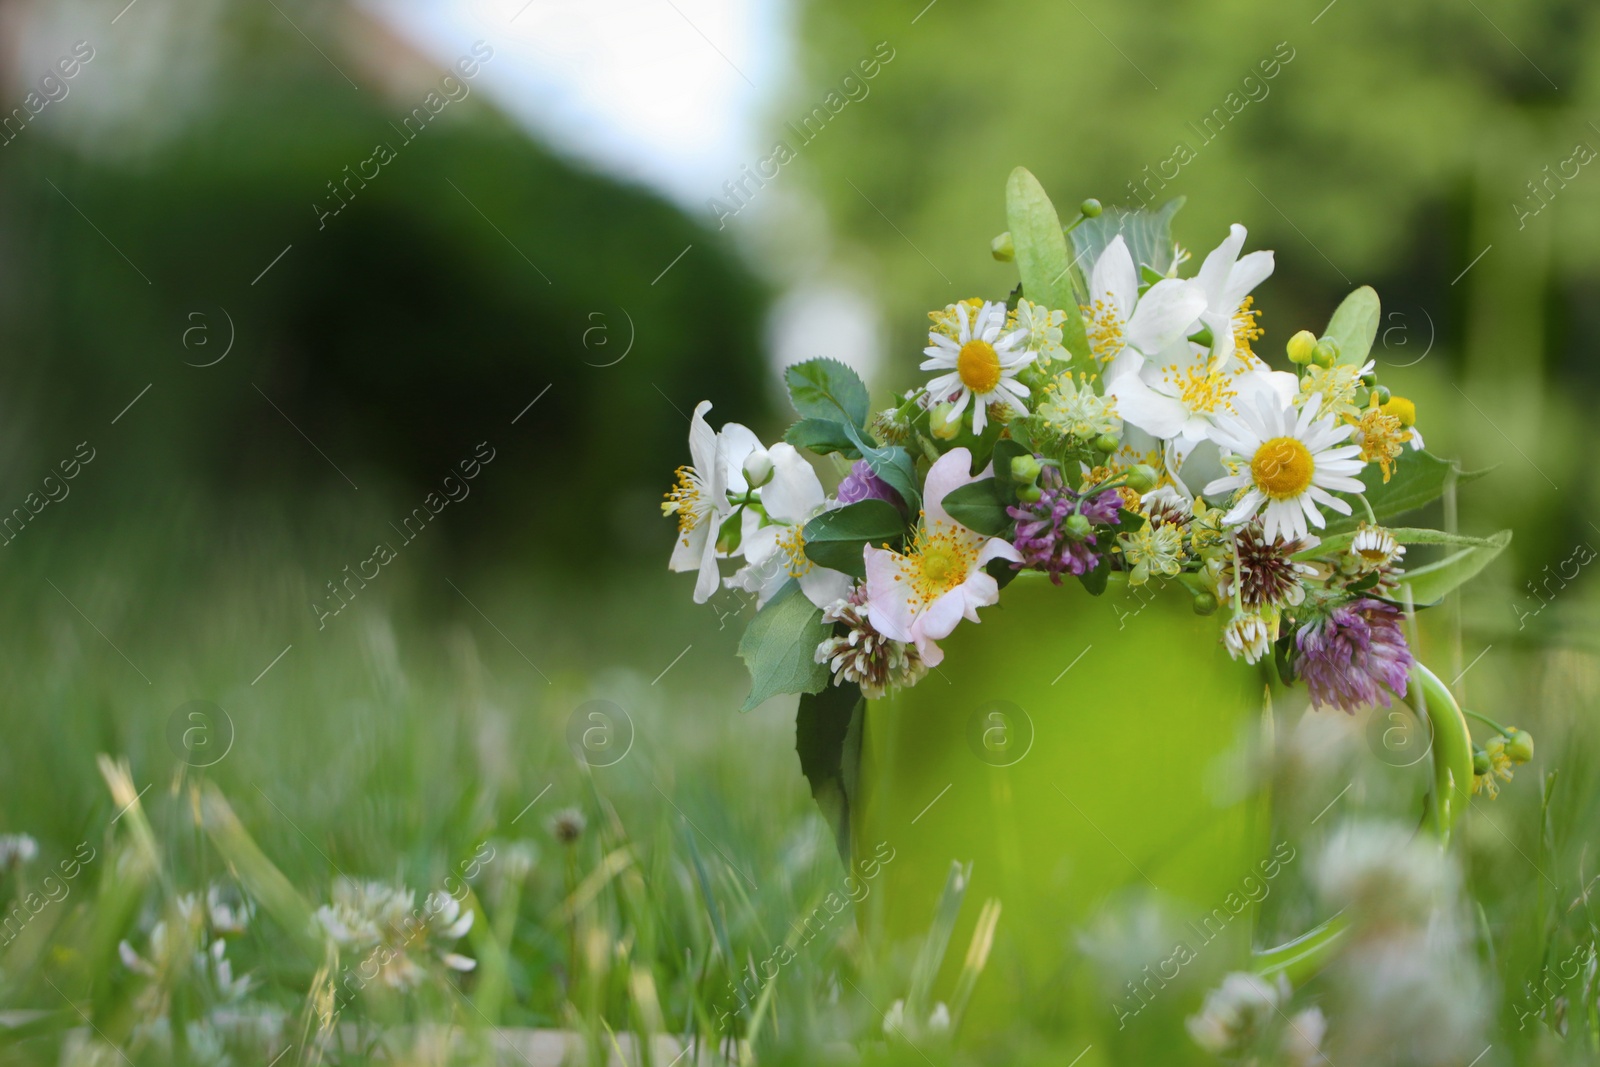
(1463, 708, 1515, 738)
(1356, 493, 1377, 524)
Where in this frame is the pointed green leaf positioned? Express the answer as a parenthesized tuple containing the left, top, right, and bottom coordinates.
(795, 683, 862, 863)
(1394, 530, 1511, 606)
(1068, 197, 1186, 287)
(1324, 451, 1488, 534)
(941, 478, 1010, 536)
(1323, 286, 1381, 367)
(785, 417, 860, 458)
(802, 499, 907, 578)
(843, 422, 921, 511)
(737, 581, 829, 711)
(784, 358, 870, 429)
(1006, 167, 1090, 366)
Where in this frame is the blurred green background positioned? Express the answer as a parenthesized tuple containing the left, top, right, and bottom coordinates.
(1, 0, 1598, 1063)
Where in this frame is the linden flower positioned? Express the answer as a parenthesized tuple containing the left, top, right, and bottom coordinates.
(727, 443, 853, 609)
(921, 301, 1034, 435)
(863, 448, 1020, 666)
(1118, 521, 1184, 585)
(1013, 298, 1069, 363)
(1037, 373, 1122, 441)
(663, 401, 761, 603)
(1082, 236, 1206, 369)
(1192, 224, 1274, 365)
(1205, 393, 1366, 544)
(1298, 359, 1374, 421)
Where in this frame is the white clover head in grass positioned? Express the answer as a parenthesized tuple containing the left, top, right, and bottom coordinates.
(1204, 392, 1365, 544)
(921, 301, 1033, 435)
(1082, 235, 1208, 371)
(663, 400, 761, 603)
(1192, 223, 1274, 365)
(726, 443, 852, 610)
(315, 878, 475, 992)
(863, 448, 1019, 667)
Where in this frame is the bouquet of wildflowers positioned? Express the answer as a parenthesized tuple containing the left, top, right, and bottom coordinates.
(665, 168, 1523, 809)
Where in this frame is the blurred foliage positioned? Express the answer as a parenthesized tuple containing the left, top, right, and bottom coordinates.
(0, 2, 771, 568)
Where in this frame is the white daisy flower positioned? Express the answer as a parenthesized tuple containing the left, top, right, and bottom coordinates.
(1350, 523, 1404, 570)
(1204, 392, 1366, 544)
(726, 443, 853, 609)
(920, 301, 1034, 435)
(663, 401, 761, 603)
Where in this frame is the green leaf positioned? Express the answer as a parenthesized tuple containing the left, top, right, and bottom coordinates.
(737, 581, 830, 712)
(991, 438, 1030, 502)
(1069, 197, 1186, 291)
(941, 478, 1011, 536)
(1322, 286, 1381, 367)
(784, 358, 870, 429)
(843, 422, 921, 512)
(1393, 530, 1512, 607)
(1006, 167, 1091, 370)
(795, 682, 863, 863)
(1296, 526, 1506, 560)
(1324, 451, 1488, 534)
(785, 417, 860, 458)
(802, 499, 907, 578)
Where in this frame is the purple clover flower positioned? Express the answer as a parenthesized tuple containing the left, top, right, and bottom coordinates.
(837, 460, 902, 508)
(1294, 598, 1414, 712)
(1006, 466, 1123, 584)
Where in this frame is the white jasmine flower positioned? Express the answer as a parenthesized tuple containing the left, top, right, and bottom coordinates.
(863, 448, 1020, 667)
(727, 443, 852, 609)
(663, 401, 762, 603)
(1082, 235, 1207, 369)
(921, 301, 1033, 435)
(1204, 392, 1366, 544)
(1109, 339, 1297, 462)
(1192, 224, 1274, 364)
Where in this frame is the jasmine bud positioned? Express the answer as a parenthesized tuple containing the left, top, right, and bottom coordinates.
(1286, 330, 1318, 365)
(990, 231, 1014, 262)
(1506, 728, 1534, 764)
(1312, 339, 1339, 368)
(1191, 590, 1219, 616)
(1063, 513, 1092, 541)
(1079, 198, 1102, 218)
(1126, 464, 1157, 493)
(930, 403, 961, 441)
(1010, 453, 1042, 485)
(742, 448, 773, 488)
(1093, 433, 1120, 454)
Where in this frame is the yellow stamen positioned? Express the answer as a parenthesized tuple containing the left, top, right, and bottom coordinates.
(1082, 297, 1126, 363)
(899, 519, 980, 608)
(1232, 296, 1263, 358)
(776, 525, 812, 578)
(662, 465, 708, 541)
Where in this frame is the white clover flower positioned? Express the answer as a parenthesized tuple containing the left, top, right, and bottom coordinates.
(316, 878, 475, 992)
(1314, 820, 1456, 926)
(1186, 971, 1289, 1056)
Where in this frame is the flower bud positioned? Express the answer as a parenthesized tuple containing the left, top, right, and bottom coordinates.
(990, 231, 1014, 262)
(930, 403, 961, 440)
(1016, 484, 1043, 504)
(1472, 748, 1490, 776)
(1079, 198, 1103, 218)
(1094, 433, 1120, 454)
(1360, 369, 1378, 387)
(1312, 340, 1339, 368)
(1126, 464, 1158, 493)
(1382, 396, 1417, 427)
(1286, 330, 1318, 365)
(1063, 513, 1093, 541)
(1191, 590, 1219, 616)
(1505, 728, 1534, 764)
(1010, 453, 1042, 485)
(1369, 385, 1392, 406)
(742, 448, 773, 488)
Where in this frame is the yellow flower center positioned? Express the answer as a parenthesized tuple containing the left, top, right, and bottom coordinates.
(1168, 364, 1238, 415)
(957, 339, 1002, 395)
(898, 521, 980, 607)
(1251, 437, 1314, 499)
(776, 525, 812, 578)
(1082, 298, 1126, 363)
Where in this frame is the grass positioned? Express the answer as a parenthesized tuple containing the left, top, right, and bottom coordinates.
(1, 490, 1599, 1066)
